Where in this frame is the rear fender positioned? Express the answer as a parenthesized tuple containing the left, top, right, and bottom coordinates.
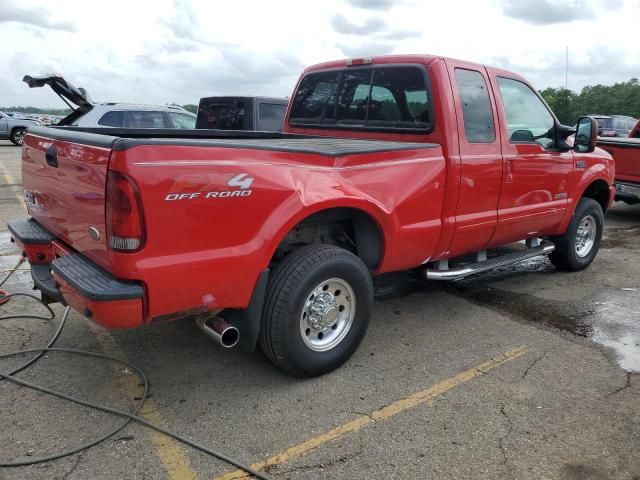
(260, 197, 392, 273)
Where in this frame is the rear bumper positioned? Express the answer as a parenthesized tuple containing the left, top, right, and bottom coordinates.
(8, 218, 145, 328)
(614, 181, 640, 204)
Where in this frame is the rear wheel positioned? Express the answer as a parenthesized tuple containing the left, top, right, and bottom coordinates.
(10, 128, 26, 146)
(259, 244, 373, 377)
(549, 198, 604, 271)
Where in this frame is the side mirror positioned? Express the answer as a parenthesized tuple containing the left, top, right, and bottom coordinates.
(511, 129, 535, 143)
(574, 116, 598, 153)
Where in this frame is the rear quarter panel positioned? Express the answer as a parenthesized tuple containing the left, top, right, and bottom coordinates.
(108, 144, 446, 322)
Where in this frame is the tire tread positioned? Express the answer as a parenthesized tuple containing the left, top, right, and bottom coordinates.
(259, 244, 368, 376)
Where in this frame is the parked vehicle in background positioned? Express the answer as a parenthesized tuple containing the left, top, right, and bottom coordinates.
(0, 111, 40, 145)
(10, 55, 614, 377)
(588, 114, 637, 137)
(629, 119, 640, 139)
(23, 74, 196, 129)
(196, 96, 288, 131)
(598, 133, 640, 204)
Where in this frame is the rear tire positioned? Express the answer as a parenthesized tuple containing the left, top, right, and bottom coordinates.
(549, 198, 604, 271)
(259, 244, 373, 377)
(10, 128, 26, 146)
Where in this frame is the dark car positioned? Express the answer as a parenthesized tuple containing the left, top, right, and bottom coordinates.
(196, 96, 288, 131)
(588, 114, 638, 137)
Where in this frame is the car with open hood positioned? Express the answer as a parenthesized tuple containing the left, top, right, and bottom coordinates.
(23, 74, 196, 129)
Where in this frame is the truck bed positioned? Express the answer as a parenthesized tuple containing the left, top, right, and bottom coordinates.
(21, 125, 445, 326)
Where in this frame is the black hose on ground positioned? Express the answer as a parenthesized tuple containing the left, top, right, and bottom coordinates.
(0, 265, 269, 479)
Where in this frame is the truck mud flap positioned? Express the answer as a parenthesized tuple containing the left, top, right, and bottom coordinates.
(221, 269, 269, 353)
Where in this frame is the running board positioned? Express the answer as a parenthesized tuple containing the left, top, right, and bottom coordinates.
(425, 240, 555, 281)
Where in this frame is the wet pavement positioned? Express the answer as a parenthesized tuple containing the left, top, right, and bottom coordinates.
(1, 140, 639, 480)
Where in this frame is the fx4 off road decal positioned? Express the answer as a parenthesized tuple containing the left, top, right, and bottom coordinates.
(165, 173, 254, 201)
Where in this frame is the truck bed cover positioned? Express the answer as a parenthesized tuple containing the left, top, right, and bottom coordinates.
(597, 137, 640, 148)
(27, 126, 437, 156)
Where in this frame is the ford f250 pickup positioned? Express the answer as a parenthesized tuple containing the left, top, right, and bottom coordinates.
(598, 119, 640, 204)
(8, 55, 615, 377)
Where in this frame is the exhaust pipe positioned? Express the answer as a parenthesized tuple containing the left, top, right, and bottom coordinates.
(196, 316, 239, 348)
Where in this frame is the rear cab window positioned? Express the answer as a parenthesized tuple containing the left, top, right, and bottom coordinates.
(289, 65, 432, 132)
(197, 99, 251, 130)
(257, 103, 286, 131)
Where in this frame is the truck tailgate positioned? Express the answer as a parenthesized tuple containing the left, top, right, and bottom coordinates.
(22, 128, 117, 268)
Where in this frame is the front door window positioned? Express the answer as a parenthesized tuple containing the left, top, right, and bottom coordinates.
(497, 77, 555, 149)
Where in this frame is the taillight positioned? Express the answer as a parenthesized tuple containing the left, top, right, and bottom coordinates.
(106, 171, 145, 252)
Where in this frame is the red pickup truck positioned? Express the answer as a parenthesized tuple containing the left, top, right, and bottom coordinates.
(9, 55, 614, 377)
(598, 119, 640, 204)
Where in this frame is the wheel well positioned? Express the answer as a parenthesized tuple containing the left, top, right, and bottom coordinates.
(272, 208, 383, 270)
(11, 126, 25, 135)
(581, 180, 610, 213)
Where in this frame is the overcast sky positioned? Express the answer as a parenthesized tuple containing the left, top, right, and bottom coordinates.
(1, 0, 638, 108)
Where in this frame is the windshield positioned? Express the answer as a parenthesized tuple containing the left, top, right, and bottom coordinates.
(289, 65, 431, 131)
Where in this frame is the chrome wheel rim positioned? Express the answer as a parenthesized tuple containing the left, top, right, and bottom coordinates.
(14, 130, 25, 145)
(300, 278, 356, 352)
(575, 215, 597, 257)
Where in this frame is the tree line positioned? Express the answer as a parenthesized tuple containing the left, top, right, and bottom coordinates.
(540, 78, 640, 125)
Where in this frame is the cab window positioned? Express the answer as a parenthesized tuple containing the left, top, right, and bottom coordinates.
(455, 69, 495, 143)
(289, 66, 431, 131)
(289, 71, 339, 123)
(497, 77, 555, 149)
(336, 70, 372, 123)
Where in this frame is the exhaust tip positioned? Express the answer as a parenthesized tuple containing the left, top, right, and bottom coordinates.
(219, 326, 240, 348)
(197, 316, 240, 349)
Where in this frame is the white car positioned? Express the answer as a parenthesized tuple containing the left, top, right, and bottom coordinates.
(0, 111, 40, 145)
(23, 74, 196, 129)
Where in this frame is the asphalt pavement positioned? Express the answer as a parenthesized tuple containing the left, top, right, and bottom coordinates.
(0, 139, 638, 480)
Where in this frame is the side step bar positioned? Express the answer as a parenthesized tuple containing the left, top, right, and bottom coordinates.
(425, 240, 555, 281)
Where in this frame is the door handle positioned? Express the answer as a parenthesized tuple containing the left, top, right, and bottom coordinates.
(505, 158, 514, 182)
(45, 145, 58, 168)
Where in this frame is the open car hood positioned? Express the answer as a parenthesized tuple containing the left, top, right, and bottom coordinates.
(23, 74, 93, 110)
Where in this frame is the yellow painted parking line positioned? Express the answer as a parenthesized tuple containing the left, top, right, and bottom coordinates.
(88, 324, 199, 480)
(0, 160, 26, 209)
(2, 153, 194, 477)
(215, 346, 527, 480)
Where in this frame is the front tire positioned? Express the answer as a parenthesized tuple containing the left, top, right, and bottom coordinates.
(10, 128, 26, 146)
(259, 244, 373, 377)
(549, 198, 604, 271)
